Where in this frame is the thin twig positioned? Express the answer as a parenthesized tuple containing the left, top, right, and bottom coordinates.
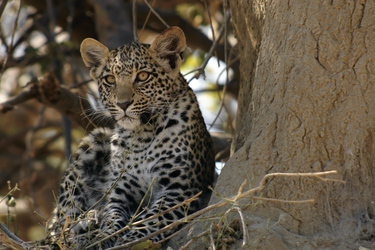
(156, 220, 196, 245)
(79, 96, 98, 130)
(0, 222, 32, 247)
(128, 178, 156, 226)
(180, 227, 210, 250)
(22, 106, 46, 216)
(223, 0, 228, 80)
(248, 196, 314, 204)
(66, 0, 75, 39)
(46, 0, 56, 41)
(0, 30, 8, 51)
(204, 0, 218, 63)
(208, 10, 231, 131)
(209, 223, 216, 250)
(0, 184, 19, 204)
(143, 0, 170, 28)
(316, 176, 346, 183)
(0, 0, 22, 75)
(0, 80, 38, 113)
(9, 0, 22, 51)
(258, 170, 341, 187)
(132, 0, 138, 41)
(0, 0, 9, 19)
(185, 12, 229, 82)
(236, 180, 247, 199)
(235, 207, 247, 247)
(222, 207, 247, 247)
(213, 206, 245, 248)
(137, 0, 155, 41)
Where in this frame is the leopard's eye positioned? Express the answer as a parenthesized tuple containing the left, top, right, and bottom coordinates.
(104, 75, 116, 85)
(136, 72, 150, 82)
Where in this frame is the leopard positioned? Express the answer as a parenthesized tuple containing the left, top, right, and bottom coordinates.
(47, 27, 215, 249)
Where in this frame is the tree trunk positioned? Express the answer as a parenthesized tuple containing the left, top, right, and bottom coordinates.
(170, 1, 375, 249)
(211, 0, 375, 248)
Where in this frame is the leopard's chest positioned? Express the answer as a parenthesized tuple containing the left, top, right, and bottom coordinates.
(105, 125, 184, 204)
(108, 125, 178, 178)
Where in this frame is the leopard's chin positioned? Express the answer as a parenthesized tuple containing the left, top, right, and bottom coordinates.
(115, 112, 155, 129)
(116, 117, 141, 129)
(115, 115, 130, 121)
(114, 112, 138, 121)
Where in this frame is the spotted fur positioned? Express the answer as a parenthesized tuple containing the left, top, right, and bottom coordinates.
(47, 27, 215, 249)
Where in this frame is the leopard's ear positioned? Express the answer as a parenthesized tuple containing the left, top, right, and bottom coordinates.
(149, 27, 186, 77)
(81, 38, 109, 78)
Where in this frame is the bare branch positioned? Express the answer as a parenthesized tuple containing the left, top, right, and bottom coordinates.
(0, 72, 115, 132)
(185, 16, 228, 80)
(0, 0, 22, 75)
(0, 0, 9, 18)
(0, 222, 33, 248)
(180, 227, 210, 250)
(258, 170, 341, 187)
(0, 80, 39, 113)
(143, 0, 170, 29)
(248, 196, 315, 204)
(132, 0, 138, 41)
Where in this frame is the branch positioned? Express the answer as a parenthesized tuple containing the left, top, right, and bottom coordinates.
(0, 0, 22, 75)
(0, 0, 9, 19)
(0, 72, 115, 132)
(0, 80, 38, 113)
(0, 222, 33, 248)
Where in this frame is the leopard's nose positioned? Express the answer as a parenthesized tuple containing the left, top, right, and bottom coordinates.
(117, 100, 133, 111)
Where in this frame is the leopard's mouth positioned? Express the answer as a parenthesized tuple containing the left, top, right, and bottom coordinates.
(115, 115, 136, 121)
(114, 109, 153, 123)
(114, 110, 139, 121)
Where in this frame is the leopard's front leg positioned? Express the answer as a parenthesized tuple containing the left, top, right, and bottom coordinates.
(99, 182, 202, 248)
(117, 187, 202, 247)
(94, 174, 143, 248)
(47, 128, 113, 247)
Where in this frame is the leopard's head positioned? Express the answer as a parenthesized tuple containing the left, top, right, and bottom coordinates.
(80, 27, 186, 128)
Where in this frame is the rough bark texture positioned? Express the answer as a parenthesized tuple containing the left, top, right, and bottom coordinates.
(230, 1, 266, 153)
(170, 0, 375, 249)
(218, 0, 375, 248)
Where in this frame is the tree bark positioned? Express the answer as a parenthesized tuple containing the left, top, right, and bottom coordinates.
(170, 0, 375, 249)
(216, 0, 375, 248)
(230, 0, 266, 153)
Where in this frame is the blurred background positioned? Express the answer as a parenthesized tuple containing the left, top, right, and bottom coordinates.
(0, 0, 239, 242)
